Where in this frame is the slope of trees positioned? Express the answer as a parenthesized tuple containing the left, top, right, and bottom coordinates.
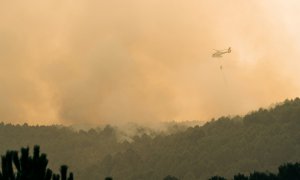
(0, 98, 299, 179)
(86, 98, 300, 180)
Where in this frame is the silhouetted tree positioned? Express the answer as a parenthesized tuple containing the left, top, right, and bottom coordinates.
(163, 175, 179, 180)
(209, 176, 227, 180)
(249, 172, 271, 180)
(278, 163, 300, 180)
(249, 171, 278, 180)
(234, 173, 248, 180)
(210, 162, 300, 180)
(0, 145, 73, 180)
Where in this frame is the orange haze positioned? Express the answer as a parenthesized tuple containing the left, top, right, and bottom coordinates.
(0, 0, 299, 125)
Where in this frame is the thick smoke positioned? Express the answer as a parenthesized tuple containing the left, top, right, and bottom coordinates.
(0, 0, 299, 125)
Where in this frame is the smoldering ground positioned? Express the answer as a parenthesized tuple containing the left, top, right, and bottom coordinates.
(0, 0, 299, 125)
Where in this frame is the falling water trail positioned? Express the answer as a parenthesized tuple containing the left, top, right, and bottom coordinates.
(220, 66, 228, 85)
(217, 60, 227, 86)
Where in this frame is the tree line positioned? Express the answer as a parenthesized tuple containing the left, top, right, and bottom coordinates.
(0, 98, 299, 179)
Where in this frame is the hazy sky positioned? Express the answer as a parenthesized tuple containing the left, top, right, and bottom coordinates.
(0, 0, 299, 125)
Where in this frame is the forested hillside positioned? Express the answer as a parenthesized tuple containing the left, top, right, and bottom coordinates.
(0, 124, 130, 178)
(85, 98, 300, 179)
(0, 98, 300, 180)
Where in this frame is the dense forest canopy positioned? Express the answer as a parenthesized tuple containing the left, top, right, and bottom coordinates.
(0, 98, 299, 180)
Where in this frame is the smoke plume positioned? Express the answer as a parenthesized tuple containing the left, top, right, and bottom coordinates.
(0, 0, 299, 125)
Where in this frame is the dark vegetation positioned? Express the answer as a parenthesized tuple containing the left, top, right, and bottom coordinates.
(0, 98, 299, 180)
(0, 145, 73, 180)
(207, 162, 300, 180)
